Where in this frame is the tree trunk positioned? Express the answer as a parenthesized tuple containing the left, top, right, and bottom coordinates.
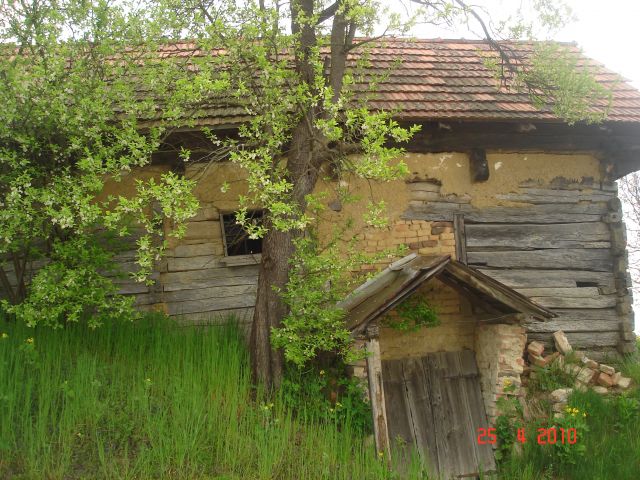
(250, 0, 352, 389)
(250, 227, 293, 389)
(249, 117, 323, 388)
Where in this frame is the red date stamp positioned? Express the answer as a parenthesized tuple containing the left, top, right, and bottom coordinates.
(477, 427, 578, 445)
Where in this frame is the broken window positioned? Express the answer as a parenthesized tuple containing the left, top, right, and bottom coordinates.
(221, 210, 264, 256)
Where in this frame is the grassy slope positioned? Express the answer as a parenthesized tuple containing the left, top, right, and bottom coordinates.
(1, 314, 638, 480)
(0, 316, 397, 480)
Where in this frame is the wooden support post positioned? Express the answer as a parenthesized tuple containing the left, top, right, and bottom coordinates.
(453, 213, 468, 265)
(366, 323, 391, 463)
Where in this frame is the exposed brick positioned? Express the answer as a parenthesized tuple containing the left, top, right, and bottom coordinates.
(527, 341, 545, 357)
(597, 372, 614, 388)
(407, 239, 438, 250)
(599, 364, 615, 376)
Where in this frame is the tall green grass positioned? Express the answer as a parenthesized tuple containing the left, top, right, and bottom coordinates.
(0, 315, 411, 479)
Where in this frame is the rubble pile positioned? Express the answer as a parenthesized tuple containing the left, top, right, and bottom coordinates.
(523, 330, 633, 417)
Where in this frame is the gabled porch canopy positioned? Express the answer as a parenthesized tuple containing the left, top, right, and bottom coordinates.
(340, 253, 555, 335)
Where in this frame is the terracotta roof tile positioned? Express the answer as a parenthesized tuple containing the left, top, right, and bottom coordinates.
(146, 38, 640, 125)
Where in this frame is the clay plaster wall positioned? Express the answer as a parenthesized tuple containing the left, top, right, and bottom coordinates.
(69, 149, 634, 357)
(379, 279, 476, 360)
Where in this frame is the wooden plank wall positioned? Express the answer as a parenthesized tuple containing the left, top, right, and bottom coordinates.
(0, 217, 258, 331)
(159, 204, 258, 328)
(404, 178, 635, 358)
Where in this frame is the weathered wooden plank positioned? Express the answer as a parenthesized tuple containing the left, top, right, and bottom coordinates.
(404, 202, 607, 224)
(162, 265, 259, 291)
(367, 333, 391, 461)
(528, 331, 620, 349)
(467, 249, 612, 272)
(219, 254, 262, 267)
(519, 178, 610, 191)
(441, 352, 478, 477)
(183, 221, 222, 241)
(495, 189, 614, 204)
(170, 242, 224, 258)
(458, 350, 496, 475)
(401, 357, 438, 475)
(167, 255, 223, 272)
(453, 213, 467, 264)
(525, 309, 620, 333)
(188, 204, 220, 222)
(466, 223, 611, 250)
(516, 288, 617, 309)
(407, 182, 441, 193)
(116, 282, 150, 295)
(133, 293, 159, 306)
(441, 263, 554, 319)
(175, 307, 255, 324)
(382, 360, 414, 447)
(163, 284, 257, 302)
(423, 354, 455, 478)
(163, 274, 258, 292)
(478, 269, 615, 289)
(167, 294, 256, 315)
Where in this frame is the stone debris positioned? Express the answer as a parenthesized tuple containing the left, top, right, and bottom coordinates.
(597, 373, 614, 388)
(552, 330, 573, 355)
(527, 341, 545, 357)
(529, 354, 546, 367)
(550, 388, 572, 403)
(617, 377, 632, 389)
(576, 367, 597, 384)
(612, 372, 622, 385)
(525, 331, 633, 396)
(599, 364, 615, 376)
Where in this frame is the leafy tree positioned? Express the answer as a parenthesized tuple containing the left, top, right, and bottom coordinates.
(0, 0, 200, 327)
(0, 0, 610, 390)
(157, 0, 609, 388)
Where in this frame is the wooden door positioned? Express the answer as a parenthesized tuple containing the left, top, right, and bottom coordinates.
(382, 350, 495, 479)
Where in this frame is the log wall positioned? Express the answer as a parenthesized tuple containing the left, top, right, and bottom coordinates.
(403, 176, 635, 359)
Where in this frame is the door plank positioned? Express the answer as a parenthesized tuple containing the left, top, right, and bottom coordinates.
(402, 357, 439, 476)
(459, 350, 496, 474)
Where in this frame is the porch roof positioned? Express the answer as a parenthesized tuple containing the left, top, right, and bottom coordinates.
(340, 253, 555, 335)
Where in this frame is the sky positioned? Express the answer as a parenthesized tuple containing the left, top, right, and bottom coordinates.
(536, 0, 640, 89)
(408, 0, 640, 88)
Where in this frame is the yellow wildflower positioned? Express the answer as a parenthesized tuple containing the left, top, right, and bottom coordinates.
(26, 337, 34, 344)
(1, 333, 8, 339)
(503, 379, 512, 386)
(378, 451, 384, 458)
(319, 370, 325, 376)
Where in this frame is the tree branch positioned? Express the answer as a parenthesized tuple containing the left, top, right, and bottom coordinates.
(317, 1, 340, 25)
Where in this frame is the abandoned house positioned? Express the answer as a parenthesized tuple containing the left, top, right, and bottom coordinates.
(4, 38, 640, 477)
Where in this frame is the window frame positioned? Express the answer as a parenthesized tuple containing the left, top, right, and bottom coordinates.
(219, 209, 264, 264)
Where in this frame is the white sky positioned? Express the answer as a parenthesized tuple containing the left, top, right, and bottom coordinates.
(554, 0, 640, 89)
(407, 0, 640, 88)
